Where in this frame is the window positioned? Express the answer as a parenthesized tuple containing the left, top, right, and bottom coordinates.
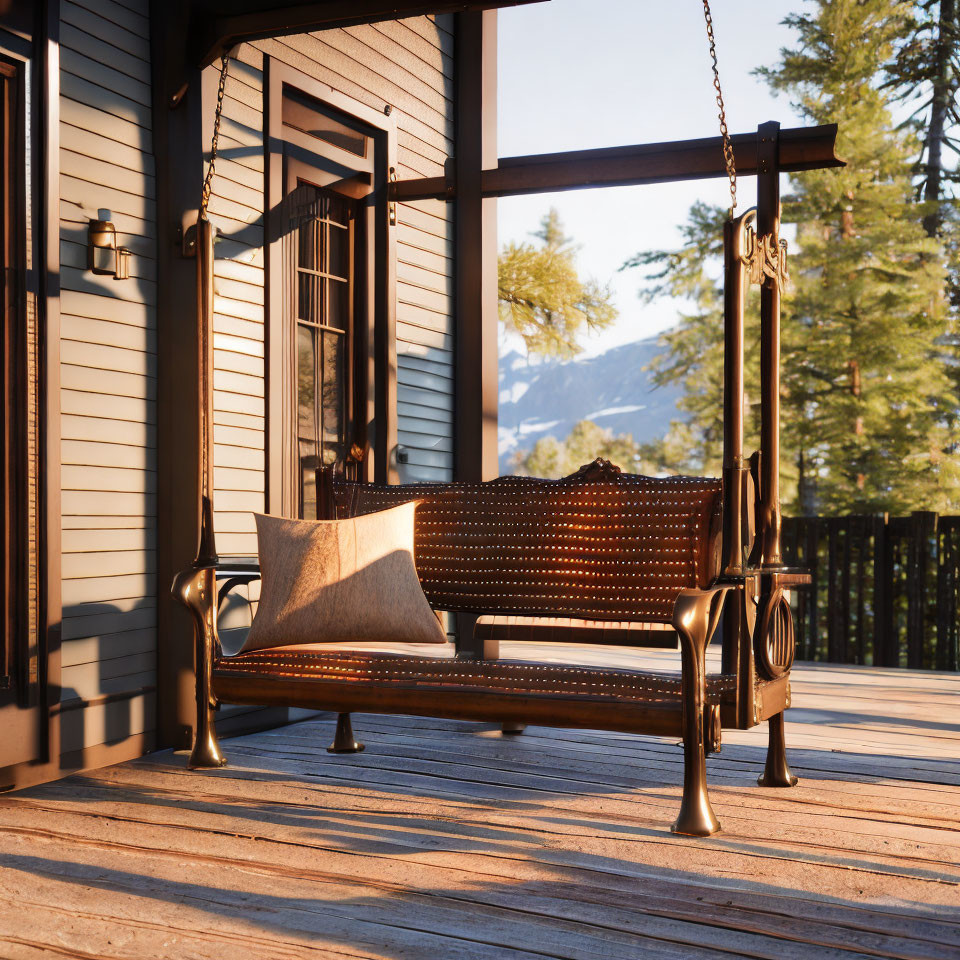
(267, 64, 397, 519)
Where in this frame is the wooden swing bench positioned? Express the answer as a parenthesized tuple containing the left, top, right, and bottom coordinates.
(180, 458, 806, 837)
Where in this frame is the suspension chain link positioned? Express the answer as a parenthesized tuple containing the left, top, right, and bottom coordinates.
(200, 53, 230, 220)
(702, 0, 737, 219)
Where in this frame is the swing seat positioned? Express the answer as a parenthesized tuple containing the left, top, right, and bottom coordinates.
(184, 459, 798, 837)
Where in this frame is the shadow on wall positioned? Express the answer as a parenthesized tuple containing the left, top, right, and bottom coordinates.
(55, 599, 160, 776)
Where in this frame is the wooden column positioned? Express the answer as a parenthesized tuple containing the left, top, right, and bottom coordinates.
(453, 10, 497, 657)
(151, 0, 205, 749)
(453, 9, 498, 484)
(757, 121, 783, 567)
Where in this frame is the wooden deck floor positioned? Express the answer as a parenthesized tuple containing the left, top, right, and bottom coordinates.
(1, 647, 958, 959)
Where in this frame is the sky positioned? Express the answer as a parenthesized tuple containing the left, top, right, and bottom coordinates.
(497, 0, 806, 357)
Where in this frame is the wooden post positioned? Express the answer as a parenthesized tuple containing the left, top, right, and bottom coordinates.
(152, 0, 205, 749)
(453, 10, 497, 657)
(454, 9, 498, 484)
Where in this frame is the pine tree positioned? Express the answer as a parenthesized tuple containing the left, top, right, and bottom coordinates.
(884, 0, 960, 413)
(498, 209, 618, 359)
(766, 0, 959, 513)
(884, 0, 960, 238)
(624, 0, 960, 514)
(517, 420, 640, 478)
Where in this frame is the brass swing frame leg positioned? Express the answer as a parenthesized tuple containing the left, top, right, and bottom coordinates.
(174, 565, 227, 770)
(671, 587, 729, 837)
(758, 710, 798, 787)
(327, 713, 365, 753)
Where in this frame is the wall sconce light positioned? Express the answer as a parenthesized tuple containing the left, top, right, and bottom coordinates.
(88, 215, 131, 280)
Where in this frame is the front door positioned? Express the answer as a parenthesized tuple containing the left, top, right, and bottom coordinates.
(276, 80, 381, 516)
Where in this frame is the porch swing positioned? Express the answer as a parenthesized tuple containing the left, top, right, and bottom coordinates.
(174, 1, 841, 836)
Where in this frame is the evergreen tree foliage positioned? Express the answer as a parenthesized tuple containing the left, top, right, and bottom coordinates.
(498, 209, 618, 359)
(884, 0, 960, 402)
(517, 420, 640, 478)
(516, 417, 696, 479)
(620, 202, 748, 482)
(884, 0, 960, 237)
(623, 0, 960, 514)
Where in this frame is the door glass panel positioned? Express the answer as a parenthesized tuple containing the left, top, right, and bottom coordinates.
(297, 215, 321, 270)
(327, 278, 349, 332)
(320, 330, 345, 465)
(297, 324, 318, 520)
(328, 223, 349, 277)
(297, 273, 320, 324)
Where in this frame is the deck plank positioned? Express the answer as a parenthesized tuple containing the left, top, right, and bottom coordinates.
(0, 651, 958, 959)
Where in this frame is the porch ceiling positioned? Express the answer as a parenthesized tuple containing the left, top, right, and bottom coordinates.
(187, 0, 545, 67)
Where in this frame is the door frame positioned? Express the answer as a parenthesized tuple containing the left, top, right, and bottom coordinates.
(264, 57, 398, 517)
(0, 0, 63, 788)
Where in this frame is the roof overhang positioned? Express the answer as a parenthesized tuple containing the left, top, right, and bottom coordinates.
(187, 0, 544, 68)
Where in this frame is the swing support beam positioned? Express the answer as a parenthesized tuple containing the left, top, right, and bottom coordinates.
(388, 123, 842, 202)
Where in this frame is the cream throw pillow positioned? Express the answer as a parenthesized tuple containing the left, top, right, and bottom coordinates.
(239, 501, 447, 652)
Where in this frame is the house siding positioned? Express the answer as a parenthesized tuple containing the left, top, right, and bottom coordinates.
(205, 16, 456, 562)
(57, 0, 157, 751)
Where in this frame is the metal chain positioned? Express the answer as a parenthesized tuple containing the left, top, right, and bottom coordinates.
(200, 53, 230, 219)
(702, 0, 737, 218)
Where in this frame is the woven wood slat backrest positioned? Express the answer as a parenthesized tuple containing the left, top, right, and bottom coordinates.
(331, 467, 723, 623)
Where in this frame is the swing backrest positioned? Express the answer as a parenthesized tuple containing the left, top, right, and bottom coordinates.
(329, 467, 723, 623)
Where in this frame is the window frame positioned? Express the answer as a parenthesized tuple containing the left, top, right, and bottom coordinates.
(265, 60, 398, 518)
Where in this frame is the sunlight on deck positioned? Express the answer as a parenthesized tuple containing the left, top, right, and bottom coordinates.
(0, 648, 957, 959)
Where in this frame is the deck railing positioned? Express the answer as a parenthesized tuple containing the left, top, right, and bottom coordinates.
(782, 513, 960, 671)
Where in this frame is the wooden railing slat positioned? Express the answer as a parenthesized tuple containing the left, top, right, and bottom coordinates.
(778, 512, 958, 671)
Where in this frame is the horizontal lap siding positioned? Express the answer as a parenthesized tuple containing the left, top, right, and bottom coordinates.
(57, 0, 156, 744)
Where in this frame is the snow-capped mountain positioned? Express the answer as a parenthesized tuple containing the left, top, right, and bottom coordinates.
(498, 338, 684, 474)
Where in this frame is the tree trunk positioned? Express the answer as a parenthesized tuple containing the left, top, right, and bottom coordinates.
(923, 0, 956, 237)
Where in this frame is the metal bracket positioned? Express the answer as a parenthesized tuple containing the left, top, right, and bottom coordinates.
(88, 219, 132, 280)
(388, 167, 398, 225)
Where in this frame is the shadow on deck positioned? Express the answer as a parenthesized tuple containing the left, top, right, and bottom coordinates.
(0, 655, 957, 959)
